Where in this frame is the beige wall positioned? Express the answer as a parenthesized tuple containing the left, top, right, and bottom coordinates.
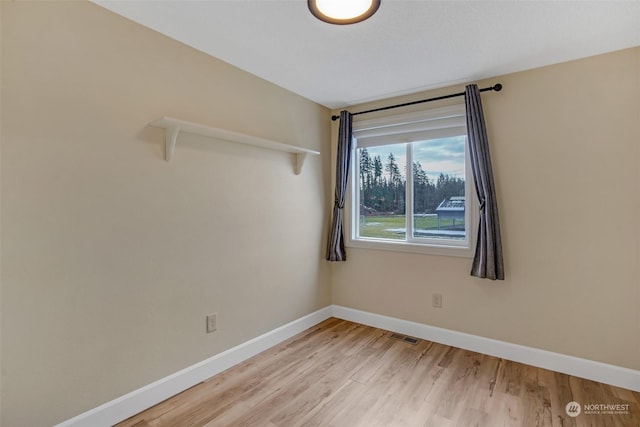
(1, 2, 331, 426)
(332, 47, 640, 372)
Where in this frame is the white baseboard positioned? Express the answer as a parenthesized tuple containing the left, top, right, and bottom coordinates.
(331, 305, 640, 392)
(57, 304, 640, 426)
(55, 306, 333, 427)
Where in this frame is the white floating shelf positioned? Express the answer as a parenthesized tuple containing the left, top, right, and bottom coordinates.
(149, 116, 320, 175)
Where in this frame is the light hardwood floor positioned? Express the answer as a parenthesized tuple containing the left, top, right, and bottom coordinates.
(117, 318, 640, 427)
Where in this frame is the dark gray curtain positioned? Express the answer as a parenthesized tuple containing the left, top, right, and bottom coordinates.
(465, 84, 505, 280)
(326, 110, 353, 261)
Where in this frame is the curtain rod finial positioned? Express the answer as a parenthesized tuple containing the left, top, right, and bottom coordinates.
(493, 83, 503, 92)
(331, 115, 340, 121)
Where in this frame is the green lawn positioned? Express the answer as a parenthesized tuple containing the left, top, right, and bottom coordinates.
(359, 215, 465, 240)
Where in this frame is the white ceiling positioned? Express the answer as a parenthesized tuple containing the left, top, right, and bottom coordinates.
(94, 0, 640, 109)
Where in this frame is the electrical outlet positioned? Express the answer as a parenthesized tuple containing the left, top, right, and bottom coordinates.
(206, 313, 217, 333)
(432, 293, 443, 308)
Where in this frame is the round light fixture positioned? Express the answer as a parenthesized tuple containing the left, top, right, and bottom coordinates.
(308, 0, 381, 25)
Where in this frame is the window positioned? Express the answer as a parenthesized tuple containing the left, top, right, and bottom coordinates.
(347, 105, 477, 257)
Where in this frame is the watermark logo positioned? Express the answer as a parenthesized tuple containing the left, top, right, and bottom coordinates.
(565, 401, 631, 417)
(565, 401, 581, 417)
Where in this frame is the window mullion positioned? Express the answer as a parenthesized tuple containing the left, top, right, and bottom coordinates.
(406, 143, 413, 242)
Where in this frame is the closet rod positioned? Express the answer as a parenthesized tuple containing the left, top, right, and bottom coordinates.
(331, 83, 502, 121)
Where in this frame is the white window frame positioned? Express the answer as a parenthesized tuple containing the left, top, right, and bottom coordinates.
(346, 105, 478, 258)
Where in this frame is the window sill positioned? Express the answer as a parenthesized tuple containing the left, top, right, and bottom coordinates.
(346, 238, 474, 258)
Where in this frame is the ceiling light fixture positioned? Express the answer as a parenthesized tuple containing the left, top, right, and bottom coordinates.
(308, 0, 381, 25)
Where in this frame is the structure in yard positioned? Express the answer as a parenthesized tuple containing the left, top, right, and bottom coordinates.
(435, 196, 465, 229)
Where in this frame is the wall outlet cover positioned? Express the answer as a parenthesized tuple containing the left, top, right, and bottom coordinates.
(206, 313, 217, 333)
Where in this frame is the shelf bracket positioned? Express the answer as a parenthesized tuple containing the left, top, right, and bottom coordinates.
(165, 125, 180, 161)
(295, 153, 308, 175)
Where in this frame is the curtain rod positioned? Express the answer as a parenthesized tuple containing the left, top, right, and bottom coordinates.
(331, 83, 502, 121)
